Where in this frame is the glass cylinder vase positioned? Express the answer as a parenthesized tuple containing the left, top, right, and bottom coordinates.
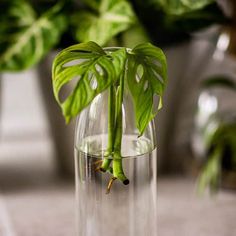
(74, 58, 157, 235)
(191, 26, 236, 191)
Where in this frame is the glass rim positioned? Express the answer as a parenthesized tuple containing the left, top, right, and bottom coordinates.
(103, 46, 132, 53)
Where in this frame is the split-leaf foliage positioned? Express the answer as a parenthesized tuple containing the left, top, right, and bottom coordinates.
(52, 41, 167, 135)
(52, 41, 167, 187)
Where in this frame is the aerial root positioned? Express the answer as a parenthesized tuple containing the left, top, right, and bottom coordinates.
(106, 177, 117, 194)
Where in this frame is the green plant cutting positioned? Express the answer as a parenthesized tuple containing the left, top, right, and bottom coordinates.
(197, 76, 236, 194)
(198, 122, 236, 194)
(52, 41, 167, 192)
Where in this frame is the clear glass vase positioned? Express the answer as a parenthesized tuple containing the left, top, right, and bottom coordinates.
(191, 26, 236, 190)
(74, 74, 157, 235)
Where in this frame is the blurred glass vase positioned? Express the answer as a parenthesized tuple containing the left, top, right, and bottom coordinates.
(192, 75, 236, 192)
(74, 88, 157, 236)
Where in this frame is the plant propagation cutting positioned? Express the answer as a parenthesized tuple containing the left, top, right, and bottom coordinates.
(197, 77, 236, 194)
(52, 41, 167, 192)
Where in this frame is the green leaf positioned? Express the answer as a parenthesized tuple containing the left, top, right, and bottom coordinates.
(0, 1, 67, 71)
(52, 41, 127, 122)
(149, 0, 215, 15)
(127, 43, 167, 135)
(71, 0, 136, 46)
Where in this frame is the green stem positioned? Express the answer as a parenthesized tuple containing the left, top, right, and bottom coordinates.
(100, 86, 115, 172)
(108, 85, 115, 152)
(112, 70, 129, 185)
(100, 68, 129, 186)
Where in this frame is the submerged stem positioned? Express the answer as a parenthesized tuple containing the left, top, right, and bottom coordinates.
(100, 63, 129, 192)
(107, 85, 115, 152)
(112, 69, 129, 184)
(100, 86, 115, 172)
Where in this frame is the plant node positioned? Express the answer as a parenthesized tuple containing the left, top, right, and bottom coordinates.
(100, 167, 106, 172)
(94, 160, 103, 172)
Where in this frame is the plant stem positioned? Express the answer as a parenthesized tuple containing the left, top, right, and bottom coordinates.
(112, 69, 129, 185)
(100, 86, 115, 172)
(108, 85, 115, 151)
(101, 68, 129, 188)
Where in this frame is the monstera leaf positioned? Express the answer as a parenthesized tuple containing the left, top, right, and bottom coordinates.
(0, 1, 67, 71)
(71, 0, 136, 46)
(52, 41, 167, 133)
(127, 43, 167, 135)
(52, 41, 126, 122)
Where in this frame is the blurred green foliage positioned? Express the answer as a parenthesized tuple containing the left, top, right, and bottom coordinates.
(0, 0, 229, 71)
(149, 0, 215, 15)
(197, 76, 236, 194)
(198, 121, 236, 194)
(0, 1, 67, 71)
(71, 0, 136, 45)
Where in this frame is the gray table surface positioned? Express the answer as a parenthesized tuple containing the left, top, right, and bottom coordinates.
(0, 173, 236, 236)
(0, 130, 235, 236)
